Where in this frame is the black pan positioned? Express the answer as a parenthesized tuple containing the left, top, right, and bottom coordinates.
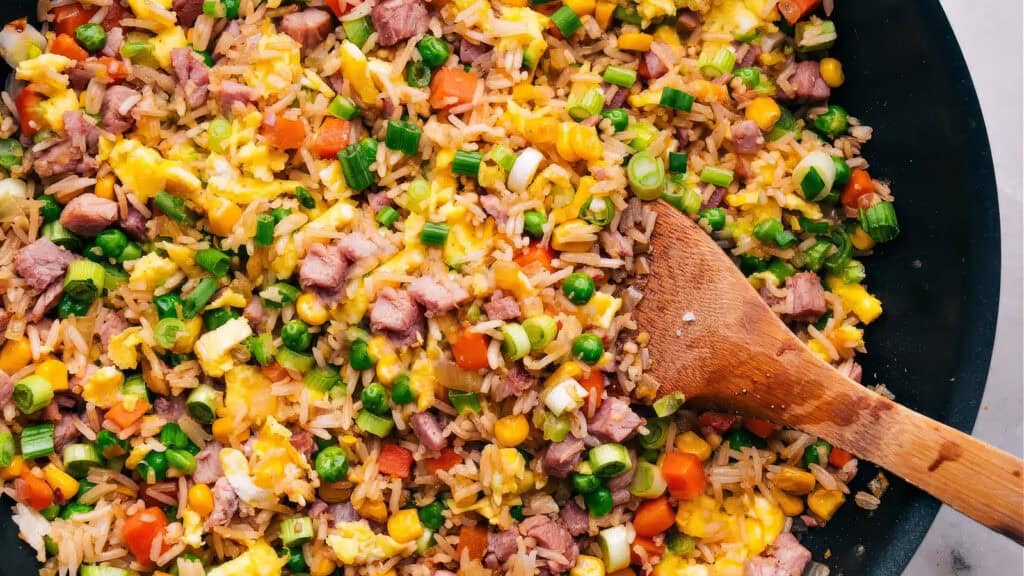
(0, 0, 1001, 574)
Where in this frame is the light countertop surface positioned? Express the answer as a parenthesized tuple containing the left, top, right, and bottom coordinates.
(904, 1, 1023, 574)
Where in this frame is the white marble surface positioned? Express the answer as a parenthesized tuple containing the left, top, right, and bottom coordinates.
(904, 1, 1024, 574)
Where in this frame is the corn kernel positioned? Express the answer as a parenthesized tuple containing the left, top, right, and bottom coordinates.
(296, 293, 329, 326)
(43, 463, 79, 499)
(552, 219, 599, 252)
(188, 483, 214, 516)
(212, 417, 249, 444)
(850, 225, 876, 251)
(807, 488, 845, 521)
(495, 415, 530, 448)
(746, 97, 782, 131)
(675, 431, 712, 461)
(771, 466, 816, 495)
(356, 499, 388, 522)
(0, 337, 32, 374)
(563, 0, 595, 16)
(594, 1, 615, 30)
(0, 456, 26, 480)
(618, 33, 653, 52)
(772, 488, 805, 516)
(571, 555, 606, 576)
(35, 358, 69, 391)
(387, 508, 424, 543)
(819, 57, 845, 88)
(95, 175, 116, 200)
(205, 196, 242, 237)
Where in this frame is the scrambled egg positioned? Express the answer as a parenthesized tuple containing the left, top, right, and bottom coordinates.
(103, 139, 201, 201)
(825, 276, 883, 324)
(444, 206, 495, 270)
(495, 7, 549, 66)
(16, 54, 73, 91)
(339, 40, 379, 104)
(206, 289, 248, 310)
(249, 417, 315, 505)
(127, 0, 177, 30)
(129, 253, 179, 291)
(581, 292, 623, 330)
(675, 494, 784, 557)
(109, 327, 145, 370)
(194, 317, 252, 377)
(220, 448, 276, 507)
(244, 27, 303, 98)
(222, 365, 278, 423)
(81, 366, 125, 409)
(181, 508, 204, 548)
(39, 89, 79, 132)
(408, 355, 436, 411)
(151, 26, 188, 69)
(207, 540, 285, 576)
(480, 444, 530, 505)
(326, 521, 414, 565)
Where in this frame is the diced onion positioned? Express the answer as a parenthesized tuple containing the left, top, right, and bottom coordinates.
(0, 178, 28, 218)
(508, 147, 544, 193)
(544, 377, 587, 416)
(0, 20, 46, 69)
(599, 525, 631, 572)
(792, 151, 837, 200)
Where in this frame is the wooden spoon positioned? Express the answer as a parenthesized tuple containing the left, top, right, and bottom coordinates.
(635, 200, 1024, 544)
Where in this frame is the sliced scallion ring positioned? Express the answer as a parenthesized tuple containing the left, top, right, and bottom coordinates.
(599, 525, 631, 572)
(792, 151, 837, 201)
(508, 147, 544, 193)
(653, 391, 686, 417)
(588, 442, 632, 477)
(500, 322, 531, 360)
(629, 461, 668, 498)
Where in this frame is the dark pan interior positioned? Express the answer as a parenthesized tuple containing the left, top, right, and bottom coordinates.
(0, 0, 1000, 574)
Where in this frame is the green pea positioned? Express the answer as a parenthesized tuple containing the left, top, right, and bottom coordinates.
(572, 333, 604, 365)
(361, 382, 389, 415)
(74, 23, 107, 53)
(315, 446, 349, 482)
(38, 194, 60, 223)
(562, 273, 595, 305)
(281, 319, 312, 352)
(571, 472, 600, 494)
(583, 486, 613, 517)
(523, 210, 547, 239)
(350, 339, 374, 371)
(418, 500, 446, 531)
(803, 439, 832, 467)
(391, 374, 414, 405)
(95, 229, 128, 259)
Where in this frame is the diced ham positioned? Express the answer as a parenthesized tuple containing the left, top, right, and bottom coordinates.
(326, 502, 360, 525)
(15, 238, 77, 291)
(171, 47, 211, 109)
(289, 430, 316, 460)
(599, 229, 633, 258)
(790, 60, 830, 101)
(484, 291, 520, 321)
(783, 272, 827, 321)
(738, 44, 762, 68)
(588, 397, 642, 442)
(460, 40, 491, 65)
(243, 297, 264, 329)
(68, 62, 96, 91)
(542, 437, 585, 478)
(732, 120, 765, 155)
(218, 80, 257, 115)
(53, 416, 82, 451)
(299, 243, 348, 293)
(280, 9, 334, 52)
(101, 27, 124, 57)
(63, 111, 101, 154)
(193, 441, 224, 485)
(484, 529, 518, 569)
(408, 276, 469, 313)
(702, 187, 727, 209)
(604, 84, 629, 109)
(0, 371, 13, 408)
(337, 232, 380, 261)
(370, 0, 430, 47)
(612, 487, 631, 506)
(368, 192, 392, 212)
(101, 85, 141, 135)
(29, 282, 63, 322)
(638, 50, 668, 80)
(491, 365, 536, 402)
(479, 195, 509, 226)
(101, 1, 129, 30)
(154, 396, 186, 420)
(60, 193, 118, 237)
(205, 477, 239, 529)
(370, 288, 420, 333)
(96, 311, 129, 348)
(172, 0, 204, 28)
(120, 204, 150, 243)
(676, 9, 702, 32)
(743, 533, 811, 576)
(32, 140, 97, 179)
(409, 412, 446, 451)
(559, 501, 590, 536)
(518, 515, 578, 573)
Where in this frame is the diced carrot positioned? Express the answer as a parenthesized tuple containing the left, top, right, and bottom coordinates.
(99, 56, 128, 80)
(661, 451, 706, 500)
(16, 469, 54, 511)
(324, 0, 349, 18)
(777, 0, 821, 24)
(578, 368, 605, 411)
(50, 34, 88, 62)
(630, 536, 665, 565)
(829, 446, 853, 468)
(261, 362, 290, 382)
(311, 117, 351, 159)
(744, 418, 780, 439)
(451, 328, 489, 371)
(429, 67, 479, 110)
(53, 4, 97, 37)
(425, 447, 463, 474)
(696, 412, 739, 433)
(513, 244, 554, 272)
(15, 84, 46, 137)
(262, 114, 306, 150)
(378, 443, 414, 479)
(632, 496, 676, 537)
(455, 524, 489, 560)
(104, 399, 151, 429)
(841, 168, 875, 209)
(123, 507, 168, 563)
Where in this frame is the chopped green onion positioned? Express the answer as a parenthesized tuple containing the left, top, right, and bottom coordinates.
(420, 222, 450, 246)
(165, 448, 196, 473)
(795, 19, 837, 52)
(13, 375, 53, 415)
(840, 259, 866, 284)
(860, 201, 899, 242)
(186, 384, 222, 424)
(355, 410, 394, 438)
(154, 191, 192, 224)
(629, 123, 659, 151)
(814, 105, 849, 139)
(182, 276, 218, 319)
(568, 87, 605, 121)
(542, 413, 570, 442)
(523, 210, 546, 238)
(774, 230, 797, 249)
(280, 516, 314, 548)
(63, 260, 105, 304)
(802, 240, 832, 271)
(803, 439, 832, 466)
(342, 17, 373, 48)
(699, 166, 734, 187)
(391, 375, 415, 405)
(255, 213, 275, 246)
(551, 6, 583, 37)
(338, 143, 374, 192)
(42, 221, 80, 251)
(385, 119, 422, 156)
(138, 450, 168, 482)
(154, 317, 186, 349)
(668, 152, 688, 174)
(663, 182, 702, 215)
(699, 207, 726, 231)
(500, 323, 531, 360)
(639, 418, 668, 450)
(121, 374, 148, 401)
(601, 108, 629, 132)
(823, 229, 853, 273)
(60, 503, 94, 520)
(629, 461, 668, 498)
(260, 282, 300, 308)
(119, 40, 153, 60)
(305, 367, 341, 392)
(118, 242, 141, 263)
(0, 431, 14, 468)
(627, 151, 666, 200)
(294, 186, 315, 209)
(406, 178, 431, 213)
(659, 87, 695, 112)
(580, 196, 615, 227)
(612, 5, 641, 24)
(405, 60, 432, 87)
(203, 308, 238, 331)
(799, 216, 831, 235)
(701, 47, 736, 78)
(765, 107, 799, 142)
(417, 36, 450, 67)
(653, 391, 685, 417)
(766, 259, 796, 282)
(589, 442, 631, 477)
(207, 117, 232, 153)
(666, 532, 696, 556)
(489, 145, 517, 172)
(375, 205, 400, 229)
(196, 248, 231, 277)
(522, 315, 558, 350)
(602, 65, 637, 88)
(448, 389, 481, 414)
(245, 333, 275, 366)
(733, 66, 760, 88)
(21, 423, 55, 460)
(276, 348, 315, 372)
(328, 95, 359, 120)
(0, 139, 25, 169)
(753, 218, 784, 244)
(452, 150, 483, 177)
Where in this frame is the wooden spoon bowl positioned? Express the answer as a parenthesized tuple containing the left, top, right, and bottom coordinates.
(635, 200, 1024, 544)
